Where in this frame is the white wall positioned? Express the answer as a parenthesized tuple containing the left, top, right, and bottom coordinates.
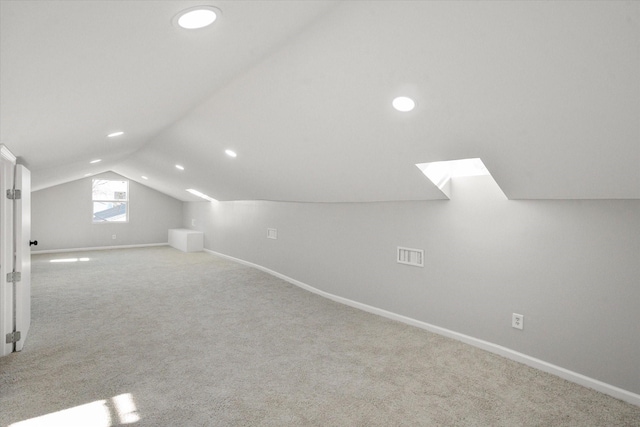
(183, 178, 640, 397)
(32, 172, 183, 251)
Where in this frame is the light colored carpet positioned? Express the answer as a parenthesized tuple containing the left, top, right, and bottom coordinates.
(1, 246, 639, 426)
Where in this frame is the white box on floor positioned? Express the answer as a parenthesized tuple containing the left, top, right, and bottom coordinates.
(168, 228, 203, 253)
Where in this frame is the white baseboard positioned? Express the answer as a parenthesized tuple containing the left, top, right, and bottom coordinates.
(32, 242, 168, 255)
(205, 249, 640, 407)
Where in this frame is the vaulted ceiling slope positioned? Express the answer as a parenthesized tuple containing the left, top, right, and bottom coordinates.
(1, 1, 638, 202)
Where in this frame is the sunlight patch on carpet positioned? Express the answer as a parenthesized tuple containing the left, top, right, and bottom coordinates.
(49, 258, 91, 263)
(10, 393, 139, 427)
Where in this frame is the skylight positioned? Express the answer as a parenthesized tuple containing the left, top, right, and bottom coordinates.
(416, 158, 489, 190)
(416, 158, 506, 200)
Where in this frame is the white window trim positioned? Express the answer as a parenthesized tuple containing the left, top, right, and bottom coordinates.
(92, 179, 129, 224)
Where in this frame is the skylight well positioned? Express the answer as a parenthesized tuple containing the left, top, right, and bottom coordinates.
(416, 158, 506, 200)
(417, 158, 489, 190)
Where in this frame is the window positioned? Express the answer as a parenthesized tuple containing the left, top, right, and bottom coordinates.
(92, 179, 128, 223)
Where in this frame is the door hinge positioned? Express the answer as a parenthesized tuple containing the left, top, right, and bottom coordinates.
(6, 189, 21, 199)
(6, 272, 21, 283)
(6, 331, 21, 344)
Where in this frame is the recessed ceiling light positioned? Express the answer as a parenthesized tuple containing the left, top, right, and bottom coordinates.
(107, 131, 124, 138)
(225, 149, 237, 158)
(90, 159, 102, 164)
(141, 176, 148, 180)
(392, 96, 416, 112)
(175, 6, 220, 29)
(175, 164, 185, 170)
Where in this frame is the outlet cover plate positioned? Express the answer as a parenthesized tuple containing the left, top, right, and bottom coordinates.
(512, 313, 524, 330)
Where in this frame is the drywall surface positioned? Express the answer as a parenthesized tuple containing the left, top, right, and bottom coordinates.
(183, 180, 640, 396)
(33, 171, 183, 251)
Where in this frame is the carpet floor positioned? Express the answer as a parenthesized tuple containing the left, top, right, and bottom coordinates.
(1, 246, 639, 426)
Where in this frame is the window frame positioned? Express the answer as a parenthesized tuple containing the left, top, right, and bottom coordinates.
(91, 179, 129, 224)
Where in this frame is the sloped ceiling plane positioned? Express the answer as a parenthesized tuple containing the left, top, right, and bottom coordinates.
(1, 1, 638, 202)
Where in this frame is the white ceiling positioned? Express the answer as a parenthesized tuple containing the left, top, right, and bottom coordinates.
(1, 0, 638, 202)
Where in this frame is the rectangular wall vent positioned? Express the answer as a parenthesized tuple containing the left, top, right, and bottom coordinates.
(267, 228, 277, 240)
(397, 247, 424, 267)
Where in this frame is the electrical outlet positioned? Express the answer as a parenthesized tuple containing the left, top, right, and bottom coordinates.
(267, 228, 277, 239)
(112, 234, 117, 240)
(512, 313, 524, 330)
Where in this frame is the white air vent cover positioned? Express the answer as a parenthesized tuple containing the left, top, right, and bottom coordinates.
(397, 247, 424, 267)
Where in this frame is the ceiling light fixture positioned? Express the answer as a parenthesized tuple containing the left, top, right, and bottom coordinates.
(175, 6, 220, 29)
(141, 176, 148, 180)
(392, 96, 416, 112)
(186, 189, 218, 202)
(225, 149, 237, 158)
(107, 131, 124, 138)
(175, 164, 185, 170)
(90, 159, 102, 164)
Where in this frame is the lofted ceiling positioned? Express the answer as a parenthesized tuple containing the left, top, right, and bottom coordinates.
(1, 0, 638, 202)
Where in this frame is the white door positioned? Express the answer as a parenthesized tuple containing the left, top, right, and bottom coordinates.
(0, 146, 15, 356)
(14, 165, 31, 351)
